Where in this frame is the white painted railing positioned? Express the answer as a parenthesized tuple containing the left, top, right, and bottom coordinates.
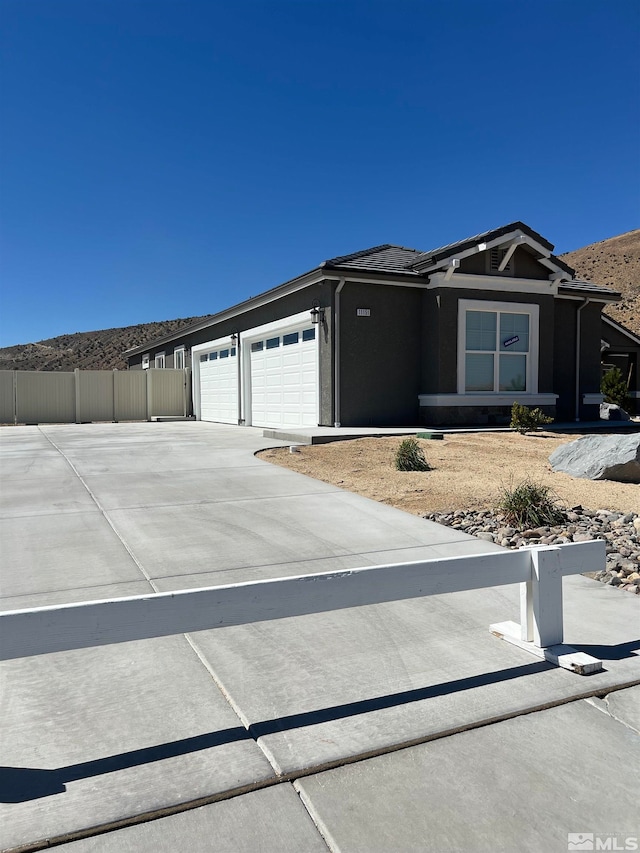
(0, 541, 605, 673)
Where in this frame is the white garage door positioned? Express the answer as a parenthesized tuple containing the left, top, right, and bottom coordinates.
(249, 326, 318, 428)
(199, 345, 238, 424)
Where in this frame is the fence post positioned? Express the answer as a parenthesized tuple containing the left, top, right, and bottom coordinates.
(74, 368, 81, 424)
(146, 369, 152, 421)
(528, 546, 564, 648)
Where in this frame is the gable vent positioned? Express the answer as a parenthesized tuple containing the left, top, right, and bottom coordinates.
(489, 247, 513, 273)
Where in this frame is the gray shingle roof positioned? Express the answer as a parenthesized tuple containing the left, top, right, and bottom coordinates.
(322, 221, 575, 276)
(322, 244, 423, 274)
(559, 280, 621, 300)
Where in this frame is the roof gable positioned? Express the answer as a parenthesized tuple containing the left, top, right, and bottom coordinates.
(321, 222, 576, 281)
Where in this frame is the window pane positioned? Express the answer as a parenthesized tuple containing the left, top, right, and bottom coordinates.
(302, 328, 315, 341)
(210, 351, 218, 360)
(465, 353, 494, 391)
(466, 311, 496, 351)
(199, 354, 208, 363)
(266, 337, 280, 349)
(500, 313, 529, 352)
(499, 355, 527, 391)
(283, 332, 299, 346)
(220, 349, 229, 359)
(251, 341, 263, 352)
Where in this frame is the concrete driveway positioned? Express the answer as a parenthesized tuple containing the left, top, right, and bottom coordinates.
(0, 422, 638, 852)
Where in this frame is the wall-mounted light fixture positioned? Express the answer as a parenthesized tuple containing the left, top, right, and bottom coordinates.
(310, 300, 324, 325)
(230, 331, 238, 346)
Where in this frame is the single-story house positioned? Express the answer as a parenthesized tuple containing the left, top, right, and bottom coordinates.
(125, 221, 623, 428)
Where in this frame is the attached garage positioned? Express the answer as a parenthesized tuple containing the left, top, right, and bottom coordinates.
(193, 312, 320, 428)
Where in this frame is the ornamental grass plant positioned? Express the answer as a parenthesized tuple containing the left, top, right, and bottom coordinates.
(497, 478, 566, 528)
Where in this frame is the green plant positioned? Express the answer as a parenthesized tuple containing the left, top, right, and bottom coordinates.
(601, 367, 631, 411)
(510, 402, 554, 435)
(497, 478, 565, 528)
(394, 437, 430, 472)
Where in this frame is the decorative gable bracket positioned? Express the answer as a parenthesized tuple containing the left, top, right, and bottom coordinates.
(414, 227, 574, 283)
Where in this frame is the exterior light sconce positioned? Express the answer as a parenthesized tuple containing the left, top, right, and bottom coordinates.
(230, 331, 238, 346)
(310, 301, 324, 325)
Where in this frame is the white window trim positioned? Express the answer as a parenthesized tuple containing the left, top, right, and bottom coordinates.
(154, 352, 166, 369)
(142, 354, 150, 370)
(583, 393, 603, 405)
(418, 393, 557, 407)
(457, 299, 540, 396)
(174, 346, 186, 370)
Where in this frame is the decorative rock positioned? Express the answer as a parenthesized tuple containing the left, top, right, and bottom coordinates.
(573, 531, 594, 542)
(549, 434, 640, 483)
(423, 508, 640, 594)
(600, 402, 631, 421)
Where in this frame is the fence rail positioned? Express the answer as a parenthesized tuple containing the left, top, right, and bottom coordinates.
(0, 368, 191, 424)
(0, 541, 605, 673)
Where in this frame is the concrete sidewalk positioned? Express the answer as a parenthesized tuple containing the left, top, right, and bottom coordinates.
(0, 422, 638, 852)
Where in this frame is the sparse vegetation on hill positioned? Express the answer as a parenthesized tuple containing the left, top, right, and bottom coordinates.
(0, 316, 212, 372)
(560, 230, 640, 334)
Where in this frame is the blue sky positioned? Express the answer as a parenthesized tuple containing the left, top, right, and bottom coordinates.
(1, 0, 638, 347)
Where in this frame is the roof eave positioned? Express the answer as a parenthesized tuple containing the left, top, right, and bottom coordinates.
(124, 266, 326, 357)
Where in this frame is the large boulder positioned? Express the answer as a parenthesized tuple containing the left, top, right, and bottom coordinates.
(549, 433, 640, 483)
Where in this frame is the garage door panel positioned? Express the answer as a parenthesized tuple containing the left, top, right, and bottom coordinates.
(249, 323, 318, 429)
(199, 350, 238, 424)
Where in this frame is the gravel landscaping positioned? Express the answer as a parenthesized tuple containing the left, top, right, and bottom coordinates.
(424, 507, 640, 593)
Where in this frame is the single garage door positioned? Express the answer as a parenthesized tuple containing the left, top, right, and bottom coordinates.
(249, 326, 318, 428)
(199, 345, 238, 424)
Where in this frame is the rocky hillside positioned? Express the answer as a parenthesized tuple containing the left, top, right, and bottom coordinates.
(1, 230, 637, 372)
(561, 229, 639, 334)
(0, 316, 212, 372)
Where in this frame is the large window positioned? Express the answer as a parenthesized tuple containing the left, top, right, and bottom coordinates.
(459, 300, 538, 394)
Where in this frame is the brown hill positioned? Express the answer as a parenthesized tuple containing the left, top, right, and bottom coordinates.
(560, 230, 640, 334)
(0, 316, 213, 372)
(1, 230, 637, 372)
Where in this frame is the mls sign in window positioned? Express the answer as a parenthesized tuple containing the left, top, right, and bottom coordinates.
(465, 310, 530, 393)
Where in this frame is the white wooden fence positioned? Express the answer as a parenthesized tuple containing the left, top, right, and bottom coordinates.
(0, 541, 605, 674)
(0, 368, 191, 424)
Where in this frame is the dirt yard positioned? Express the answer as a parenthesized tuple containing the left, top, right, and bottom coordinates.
(258, 432, 639, 516)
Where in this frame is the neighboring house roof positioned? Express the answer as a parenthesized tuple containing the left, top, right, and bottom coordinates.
(602, 313, 640, 346)
(124, 222, 620, 358)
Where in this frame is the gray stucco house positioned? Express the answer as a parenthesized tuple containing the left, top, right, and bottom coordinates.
(125, 221, 623, 428)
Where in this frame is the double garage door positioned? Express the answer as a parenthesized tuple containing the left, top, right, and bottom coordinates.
(197, 317, 318, 428)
